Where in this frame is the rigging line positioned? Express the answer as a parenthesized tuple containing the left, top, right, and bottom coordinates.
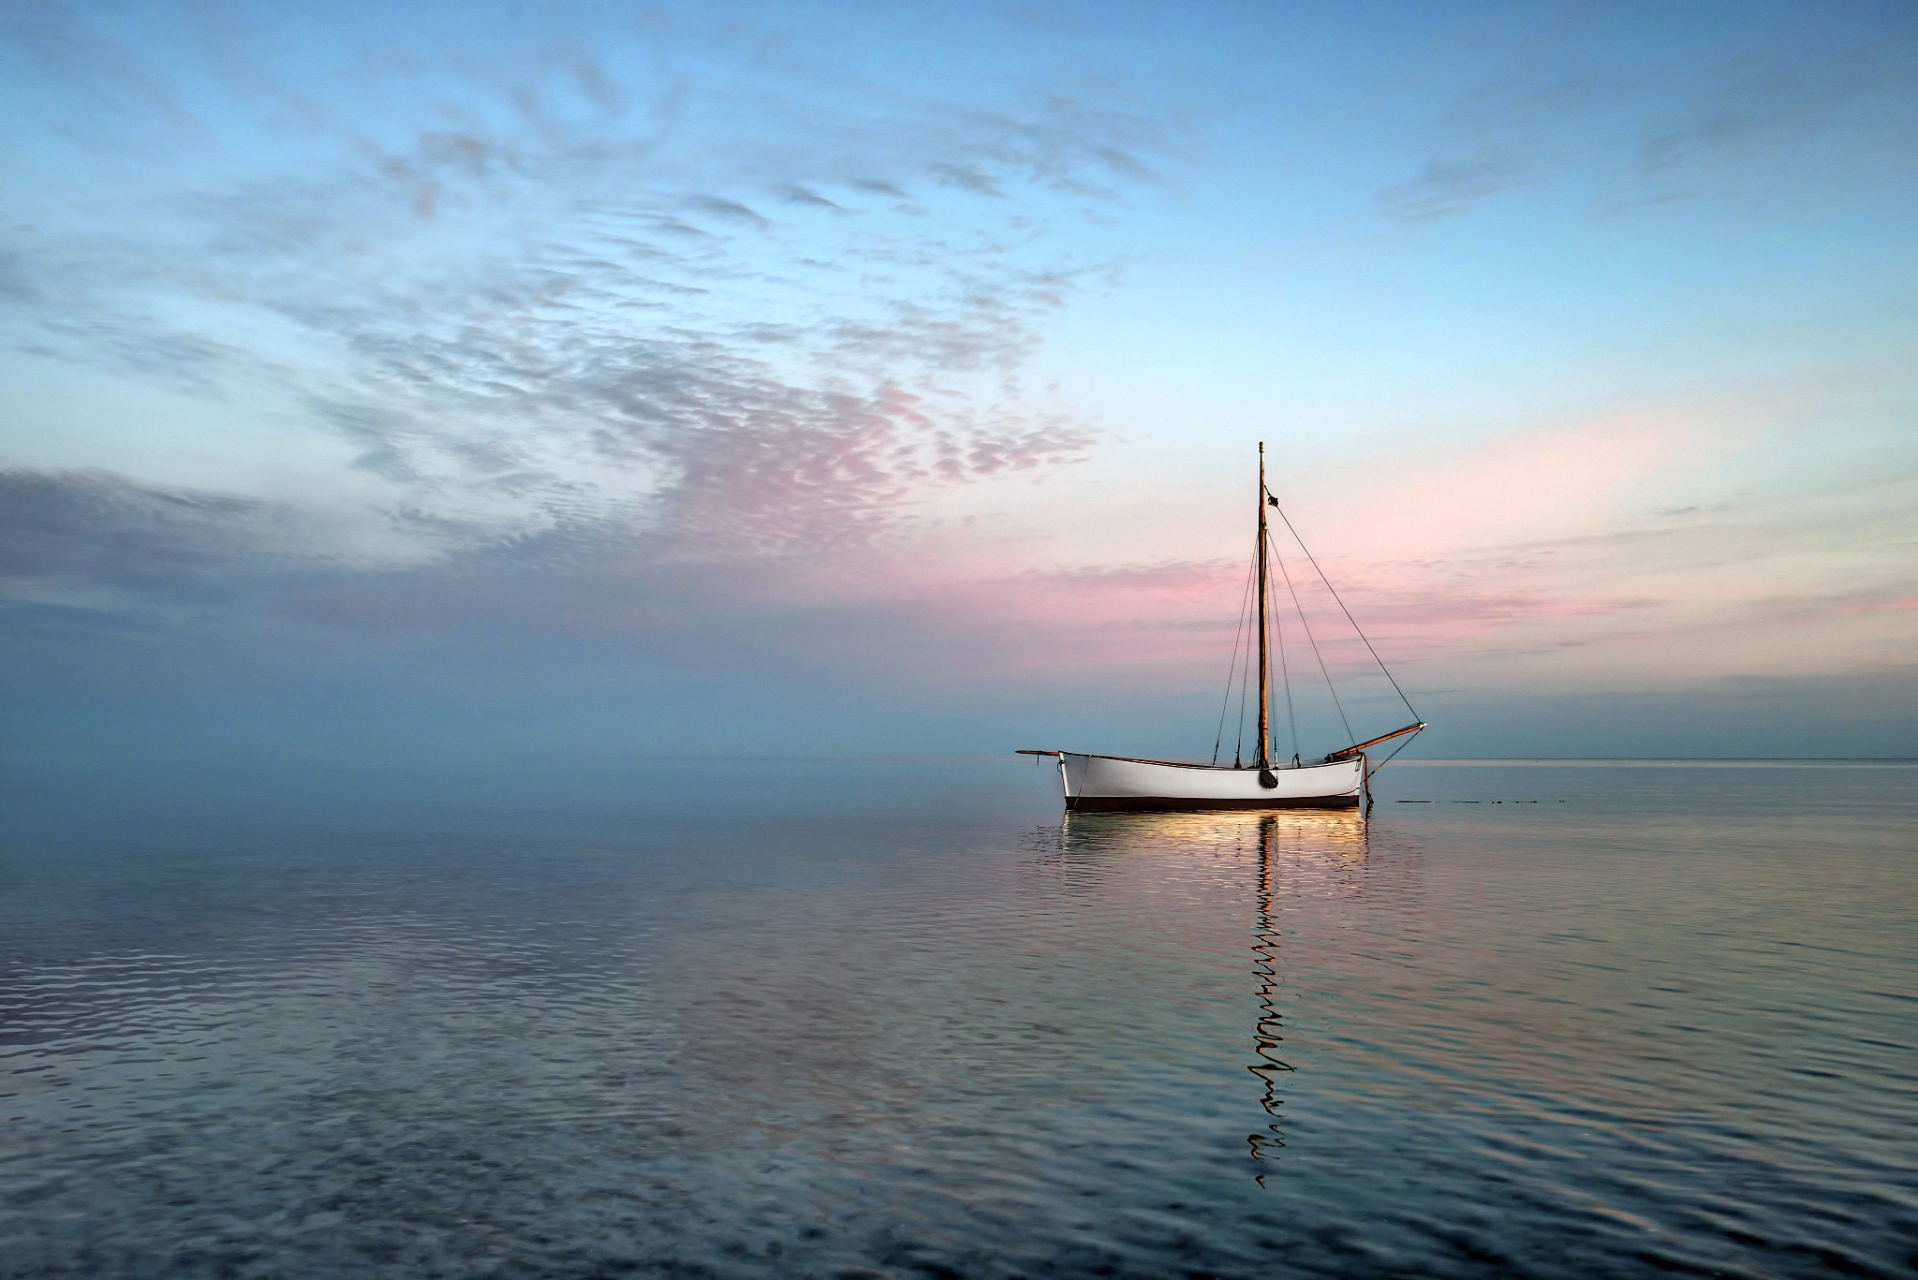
(1235, 532, 1258, 767)
(1212, 550, 1259, 766)
(1266, 492, 1421, 722)
(1214, 546, 1259, 766)
(1368, 726, 1424, 775)
(1273, 542, 1353, 745)
(1274, 575, 1298, 763)
(1235, 634, 1252, 768)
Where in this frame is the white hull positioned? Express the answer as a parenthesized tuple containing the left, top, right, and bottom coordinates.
(1058, 752, 1364, 811)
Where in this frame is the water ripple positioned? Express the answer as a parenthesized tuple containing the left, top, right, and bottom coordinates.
(2, 764, 1913, 1277)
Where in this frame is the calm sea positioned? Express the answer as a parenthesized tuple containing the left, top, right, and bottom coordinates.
(2, 758, 1913, 1278)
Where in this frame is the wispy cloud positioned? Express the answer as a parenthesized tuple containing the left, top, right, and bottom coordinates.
(1376, 150, 1530, 222)
(1373, 14, 1918, 223)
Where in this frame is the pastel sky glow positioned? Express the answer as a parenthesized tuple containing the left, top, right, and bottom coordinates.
(4, 0, 1915, 760)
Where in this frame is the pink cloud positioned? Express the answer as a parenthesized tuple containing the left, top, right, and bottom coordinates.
(1338, 410, 1716, 559)
(1835, 597, 1918, 616)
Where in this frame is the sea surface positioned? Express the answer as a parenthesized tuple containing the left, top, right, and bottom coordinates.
(2, 758, 1914, 1279)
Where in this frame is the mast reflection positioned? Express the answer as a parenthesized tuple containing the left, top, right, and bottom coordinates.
(1248, 815, 1287, 1177)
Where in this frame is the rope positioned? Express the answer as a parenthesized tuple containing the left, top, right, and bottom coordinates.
(1267, 493, 1421, 723)
(1368, 726, 1424, 775)
(1272, 544, 1353, 746)
(1211, 549, 1258, 766)
(1274, 578, 1298, 762)
(1234, 589, 1254, 768)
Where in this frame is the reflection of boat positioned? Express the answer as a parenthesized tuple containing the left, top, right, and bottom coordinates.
(1057, 808, 1367, 859)
(1020, 444, 1423, 813)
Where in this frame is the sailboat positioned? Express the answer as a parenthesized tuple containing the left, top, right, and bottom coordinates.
(1019, 443, 1425, 813)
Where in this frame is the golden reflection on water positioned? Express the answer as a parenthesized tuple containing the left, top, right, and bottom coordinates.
(1056, 808, 1368, 860)
(1052, 809, 1370, 1184)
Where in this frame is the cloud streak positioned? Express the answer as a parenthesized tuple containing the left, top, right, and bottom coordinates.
(1373, 12, 1918, 222)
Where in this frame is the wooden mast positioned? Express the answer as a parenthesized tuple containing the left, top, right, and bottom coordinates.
(1256, 443, 1271, 771)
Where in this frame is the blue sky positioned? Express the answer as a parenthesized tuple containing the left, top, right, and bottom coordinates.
(4, 0, 1915, 761)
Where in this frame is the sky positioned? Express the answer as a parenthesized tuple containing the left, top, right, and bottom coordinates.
(3, 0, 1915, 764)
